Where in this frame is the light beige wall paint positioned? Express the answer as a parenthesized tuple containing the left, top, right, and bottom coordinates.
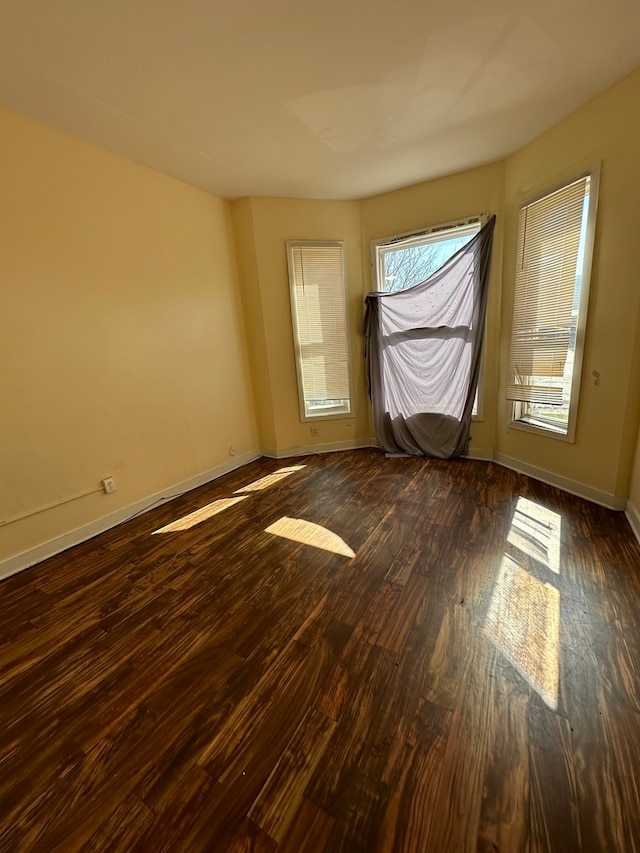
(630, 429, 640, 510)
(359, 162, 505, 457)
(625, 295, 640, 510)
(240, 197, 369, 452)
(0, 107, 258, 563)
(230, 199, 277, 450)
(498, 67, 640, 498)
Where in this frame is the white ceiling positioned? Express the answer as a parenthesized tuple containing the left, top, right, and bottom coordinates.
(1, 0, 639, 200)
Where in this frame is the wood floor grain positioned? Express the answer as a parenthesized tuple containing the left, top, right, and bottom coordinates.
(1, 449, 640, 851)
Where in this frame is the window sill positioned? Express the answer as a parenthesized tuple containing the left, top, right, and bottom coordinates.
(509, 417, 573, 443)
(301, 408, 353, 422)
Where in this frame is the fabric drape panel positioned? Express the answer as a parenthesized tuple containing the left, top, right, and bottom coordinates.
(363, 215, 495, 459)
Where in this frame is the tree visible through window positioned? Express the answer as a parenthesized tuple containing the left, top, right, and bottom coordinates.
(373, 219, 483, 417)
(375, 222, 480, 293)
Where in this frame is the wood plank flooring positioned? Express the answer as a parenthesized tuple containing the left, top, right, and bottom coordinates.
(1, 449, 640, 851)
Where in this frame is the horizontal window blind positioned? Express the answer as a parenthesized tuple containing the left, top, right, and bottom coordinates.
(507, 176, 589, 405)
(288, 242, 351, 418)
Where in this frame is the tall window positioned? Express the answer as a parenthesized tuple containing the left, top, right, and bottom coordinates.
(507, 168, 599, 441)
(287, 241, 352, 421)
(373, 217, 483, 417)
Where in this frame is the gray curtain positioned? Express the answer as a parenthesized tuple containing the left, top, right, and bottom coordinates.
(363, 215, 496, 459)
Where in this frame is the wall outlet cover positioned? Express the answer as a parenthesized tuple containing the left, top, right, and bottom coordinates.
(102, 477, 116, 494)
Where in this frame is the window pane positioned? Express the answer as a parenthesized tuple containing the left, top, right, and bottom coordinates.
(378, 225, 479, 293)
(373, 219, 483, 418)
(287, 241, 352, 421)
(508, 171, 598, 440)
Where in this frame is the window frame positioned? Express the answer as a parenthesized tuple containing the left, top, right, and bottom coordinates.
(287, 239, 354, 423)
(507, 165, 600, 443)
(371, 217, 483, 294)
(371, 215, 486, 419)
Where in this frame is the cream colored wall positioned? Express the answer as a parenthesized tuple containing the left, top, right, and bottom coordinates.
(359, 162, 505, 457)
(630, 429, 640, 512)
(230, 199, 277, 450)
(625, 294, 640, 513)
(234, 197, 370, 453)
(498, 67, 640, 500)
(0, 107, 258, 565)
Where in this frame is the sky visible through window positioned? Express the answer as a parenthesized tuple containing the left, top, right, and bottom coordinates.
(381, 233, 475, 293)
(377, 224, 481, 416)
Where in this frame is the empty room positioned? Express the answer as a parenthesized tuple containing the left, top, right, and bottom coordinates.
(2, 1, 640, 850)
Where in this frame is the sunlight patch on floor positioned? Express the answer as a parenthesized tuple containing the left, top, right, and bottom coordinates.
(235, 465, 306, 494)
(485, 554, 560, 709)
(508, 497, 561, 574)
(152, 496, 249, 534)
(265, 516, 355, 558)
(485, 496, 562, 710)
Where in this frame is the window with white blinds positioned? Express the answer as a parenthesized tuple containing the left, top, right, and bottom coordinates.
(507, 168, 599, 440)
(287, 241, 352, 420)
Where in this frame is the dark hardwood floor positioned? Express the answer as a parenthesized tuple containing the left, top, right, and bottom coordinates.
(1, 449, 640, 852)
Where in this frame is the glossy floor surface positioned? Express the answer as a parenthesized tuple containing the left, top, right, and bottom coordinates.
(1, 450, 639, 851)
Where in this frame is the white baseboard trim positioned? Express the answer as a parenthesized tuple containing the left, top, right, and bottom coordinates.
(0, 449, 262, 583)
(625, 500, 640, 544)
(3, 442, 634, 582)
(466, 448, 494, 462)
(494, 452, 627, 511)
(262, 438, 377, 459)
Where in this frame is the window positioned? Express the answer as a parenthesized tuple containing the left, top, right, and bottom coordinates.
(287, 241, 352, 421)
(373, 219, 481, 294)
(372, 217, 483, 417)
(507, 168, 599, 441)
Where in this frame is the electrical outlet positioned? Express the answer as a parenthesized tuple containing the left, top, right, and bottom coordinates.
(310, 425, 319, 437)
(102, 476, 116, 494)
(229, 445, 237, 457)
